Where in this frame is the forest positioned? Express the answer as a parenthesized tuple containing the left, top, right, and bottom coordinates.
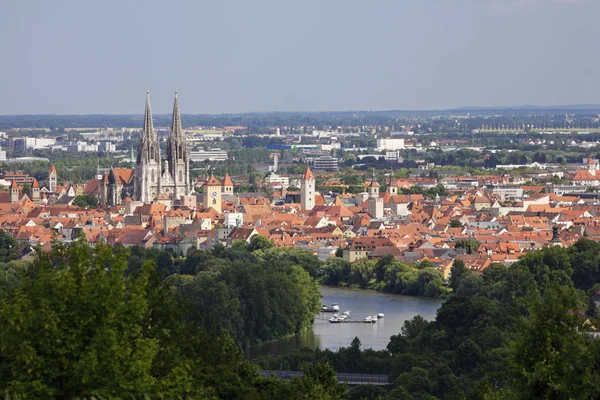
(0, 237, 344, 399)
(257, 238, 600, 399)
(4, 233, 600, 398)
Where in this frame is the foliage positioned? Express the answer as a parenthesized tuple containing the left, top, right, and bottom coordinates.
(0, 240, 344, 398)
(449, 219, 462, 228)
(0, 229, 20, 263)
(257, 238, 600, 399)
(321, 254, 448, 298)
(72, 194, 99, 208)
(454, 239, 479, 255)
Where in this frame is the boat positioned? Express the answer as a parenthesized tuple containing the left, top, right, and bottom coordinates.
(371, 315, 378, 322)
(331, 303, 340, 311)
(321, 305, 328, 312)
(329, 316, 341, 323)
(342, 310, 351, 317)
(377, 312, 385, 319)
(363, 316, 373, 323)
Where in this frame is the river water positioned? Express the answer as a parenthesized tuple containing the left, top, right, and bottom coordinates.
(248, 286, 443, 358)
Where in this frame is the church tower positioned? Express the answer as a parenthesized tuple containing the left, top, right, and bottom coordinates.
(31, 178, 40, 203)
(49, 164, 57, 193)
(10, 180, 19, 203)
(134, 91, 161, 203)
(300, 167, 315, 211)
(367, 171, 379, 199)
(222, 173, 234, 195)
(203, 175, 222, 213)
(166, 91, 190, 200)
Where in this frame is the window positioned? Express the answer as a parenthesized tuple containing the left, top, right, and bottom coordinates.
(213, 198, 217, 205)
(179, 170, 183, 182)
(151, 169, 155, 182)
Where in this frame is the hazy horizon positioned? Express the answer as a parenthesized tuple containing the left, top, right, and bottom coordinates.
(1, 0, 599, 115)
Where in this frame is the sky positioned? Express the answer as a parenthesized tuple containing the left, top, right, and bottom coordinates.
(1, 0, 599, 114)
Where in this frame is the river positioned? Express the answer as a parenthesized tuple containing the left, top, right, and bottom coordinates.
(248, 286, 443, 358)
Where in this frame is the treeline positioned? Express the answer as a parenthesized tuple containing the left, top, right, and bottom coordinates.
(3, 109, 600, 131)
(0, 239, 345, 399)
(257, 238, 600, 399)
(322, 256, 448, 298)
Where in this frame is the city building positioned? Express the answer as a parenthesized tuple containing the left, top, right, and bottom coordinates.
(134, 91, 190, 203)
(99, 92, 191, 205)
(189, 150, 228, 162)
(376, 138, 405, 151)
(313, 156, 339, 171)
(301, 167, 315, 211)
(203, 175, 222, 213)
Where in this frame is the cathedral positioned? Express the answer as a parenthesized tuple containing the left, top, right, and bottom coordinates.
(100, 92, 190, 205)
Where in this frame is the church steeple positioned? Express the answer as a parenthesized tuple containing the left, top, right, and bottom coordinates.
(167, 90, 190, 199)
(170, 90, 183, 138)
(134, 91, 161, 203)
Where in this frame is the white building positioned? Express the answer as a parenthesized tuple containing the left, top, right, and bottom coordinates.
(66, 142, 99, 152)
(264, 173, 289, 188)
(97, 141, 117, 152)
(484, 186, 524, 201)
(224, 213, 243, 228)
(368, 197, 384, 219)
(376, 138, 405, 151)
(14, 137, 56, 150)
(189, 150, 228, 162)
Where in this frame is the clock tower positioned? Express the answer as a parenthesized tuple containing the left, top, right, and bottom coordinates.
(203, 175, 222, 213)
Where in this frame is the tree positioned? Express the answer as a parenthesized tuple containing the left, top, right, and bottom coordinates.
(0, 229, 19, 262)
(72, 194, 99, 208)
(454, 239, 479, 255)
(449, 219, 462, 228)
(509, 284, 600, 398)
(247, 235, 275, 252)
(0, 241, 159, 397)
(449, 260, 468, 290)
(0, 241, 278, 398)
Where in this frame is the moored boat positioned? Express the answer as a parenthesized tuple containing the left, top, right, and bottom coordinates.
(377, 312, 384, 318)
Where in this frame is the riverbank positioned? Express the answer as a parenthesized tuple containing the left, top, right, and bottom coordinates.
(320, 282, 449, 300)
(247, 285, 443, 358)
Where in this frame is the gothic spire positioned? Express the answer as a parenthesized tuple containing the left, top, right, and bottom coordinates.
(170, 90, 183, 137)
(142, 90, 156, 143)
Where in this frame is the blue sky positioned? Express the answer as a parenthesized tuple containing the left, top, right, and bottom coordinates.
(1, 0, 598, 114)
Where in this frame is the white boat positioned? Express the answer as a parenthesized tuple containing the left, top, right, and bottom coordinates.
(363, 316, 372, 323)
(377, 312, 384, 318)
(329, 316, 340, 323)
(342, 310, 351, 317)
(321, 305, 328, 312)
(371, 315, 378, 322)
(331, 303, 340, 311)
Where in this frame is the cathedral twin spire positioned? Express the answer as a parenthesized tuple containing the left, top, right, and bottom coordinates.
(134, 91, 190, 202)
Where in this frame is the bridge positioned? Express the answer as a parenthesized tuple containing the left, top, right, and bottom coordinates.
(260, 370, 390, 386)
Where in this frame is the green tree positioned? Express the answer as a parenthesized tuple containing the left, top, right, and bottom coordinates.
(449, 260, 468, 291)
(72, 194, 99, 208)
(454, 239, 479, 255)
(247, 235, 275, 252)
(0, 241, 159, 397)
(0, 230, 19, 262)
(509, 284, 600, 398)
(449, 219, 462, 228)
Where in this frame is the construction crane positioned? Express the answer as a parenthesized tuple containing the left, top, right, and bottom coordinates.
(324, 184, 350, 195)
